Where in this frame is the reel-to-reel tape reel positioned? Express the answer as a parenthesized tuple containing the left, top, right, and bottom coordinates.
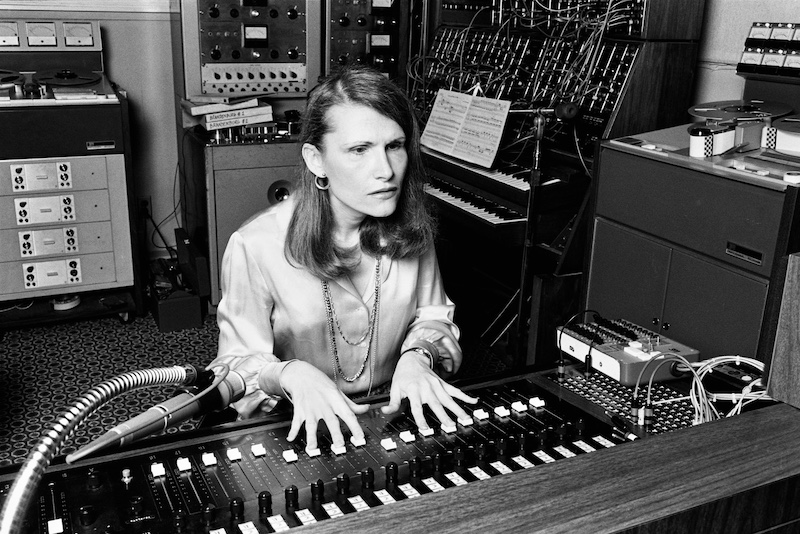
(688, 99, 792, 124)
(686, 99, 800, 159)
(0, 67, 106, 101)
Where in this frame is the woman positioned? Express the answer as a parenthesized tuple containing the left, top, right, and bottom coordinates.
(211, 66, 477, 453)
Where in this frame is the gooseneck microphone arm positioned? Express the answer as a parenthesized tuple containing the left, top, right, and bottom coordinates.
(0, 364, 230, 534)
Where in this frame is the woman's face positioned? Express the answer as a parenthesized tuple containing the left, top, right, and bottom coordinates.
(304, 103, 408, 230)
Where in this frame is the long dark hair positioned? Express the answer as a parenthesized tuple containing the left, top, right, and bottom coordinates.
(285, 66, 435, 280)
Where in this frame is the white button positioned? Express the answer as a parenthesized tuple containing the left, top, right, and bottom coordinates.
(305, 446, 321, 457)
(529, 397, 545, 408)
(399, 430, 415, 443)
(47, 518, 64, 534)
(457, 416, 474, 426)
(493, 406, 510, 417)
(350, 435, 366, 447)
(473, 408, 490, 420)
(440, 423, 457, 434)
(282, 449, 298, 463)
(201, 452, 217, 466)
(331, 444, 347, 455)
(176, 457, 192, 472)
(227, 448, 242, 461)
(251, 443, 266, 457)
(150, 462, 166, 477)
(419, 427, 434, 437)
(511, 401, 527, 412)
(380, 438, 397, 451)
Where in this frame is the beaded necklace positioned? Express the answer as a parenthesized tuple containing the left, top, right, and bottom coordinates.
(322, 256, 381, 384)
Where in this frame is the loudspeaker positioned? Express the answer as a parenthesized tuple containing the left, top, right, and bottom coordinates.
(766, 253, 800, 409)
(181, 136, 299, 306)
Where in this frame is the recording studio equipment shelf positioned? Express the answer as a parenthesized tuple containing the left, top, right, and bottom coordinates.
(0, 20, 144, 329)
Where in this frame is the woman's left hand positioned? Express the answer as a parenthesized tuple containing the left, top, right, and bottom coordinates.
(380, 350, 478, 430)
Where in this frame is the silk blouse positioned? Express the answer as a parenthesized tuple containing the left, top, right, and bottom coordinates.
(211, 198, 463, 418)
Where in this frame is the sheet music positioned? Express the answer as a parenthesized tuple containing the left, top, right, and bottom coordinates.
(420, 89, 511, 168)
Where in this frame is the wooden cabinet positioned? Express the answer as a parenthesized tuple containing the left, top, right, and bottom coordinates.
(589, 218, 768, 359)
(586, 132, 800, 363)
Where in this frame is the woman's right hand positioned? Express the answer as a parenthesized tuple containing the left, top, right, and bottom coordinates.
(278, 360, 370, 452)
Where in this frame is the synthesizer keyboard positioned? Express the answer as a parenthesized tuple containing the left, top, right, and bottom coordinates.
(556, 318, 701, 386)
(0, 375, 630, 534)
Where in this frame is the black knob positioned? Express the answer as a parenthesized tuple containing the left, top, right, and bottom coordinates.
(432, 453, 444, 474)
(361, 467, 374, 490)
(210, 48, 222, 60)
(574, 418, 587, 438)
(287, 8, 298, 19)
(336, 473, 350, 496)
(385, 462, 398, 485)
(540, 426, 555, 447)
(129, 495, 144, 518)
(287, 48, 299, 60)
(339, 15, 350, 27)
(258, 491, 272, 516)
(78, 505, 96, 526)
(454, 446, 465, 467)
(202, 503, 216, 524)
(173, 510, 187, 532)
(285, 485, 299, 509)
(87, 471, 102, 490)
(497, 437, 508, 456)
(229, 496, 244, 520)
(356, 15, 368, 26)
(209, 6, 220, 18)
(311, 479, 325, 502)
(409, 456, 422, 478)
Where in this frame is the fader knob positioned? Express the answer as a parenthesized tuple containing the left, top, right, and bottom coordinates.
(258, 491, 272, 516)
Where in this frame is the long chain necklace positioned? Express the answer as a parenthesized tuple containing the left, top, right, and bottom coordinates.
(322, 256, 381, 383)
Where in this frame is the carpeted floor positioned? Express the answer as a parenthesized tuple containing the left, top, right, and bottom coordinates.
(0, 312, 506, 468)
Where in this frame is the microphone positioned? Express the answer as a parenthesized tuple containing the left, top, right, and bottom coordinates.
(532, 102, 579, 120)
(66, 368, 246, 463)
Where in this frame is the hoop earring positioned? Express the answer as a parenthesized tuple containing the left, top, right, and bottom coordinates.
(315, 175, 330, 190)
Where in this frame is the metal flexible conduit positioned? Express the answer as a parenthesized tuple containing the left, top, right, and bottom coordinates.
(0, 365, 193, 534)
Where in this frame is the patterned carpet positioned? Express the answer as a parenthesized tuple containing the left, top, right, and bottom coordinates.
(0, 312, 506, 468)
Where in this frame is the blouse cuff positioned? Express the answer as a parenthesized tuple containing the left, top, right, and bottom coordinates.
(257, 359, 299, 400)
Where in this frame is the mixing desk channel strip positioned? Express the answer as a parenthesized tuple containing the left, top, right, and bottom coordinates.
(0, 376, 631, 533)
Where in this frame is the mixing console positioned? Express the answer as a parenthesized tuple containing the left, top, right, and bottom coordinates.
(0, 375, 629, 533)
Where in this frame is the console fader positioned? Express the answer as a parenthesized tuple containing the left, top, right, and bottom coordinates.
(0, 375, 630, 533)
